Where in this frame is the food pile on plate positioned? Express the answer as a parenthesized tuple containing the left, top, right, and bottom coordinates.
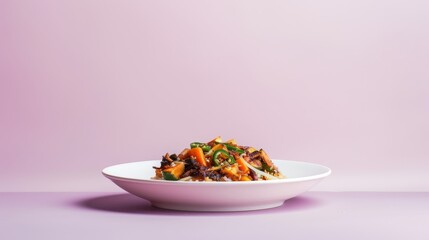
(153, 137, 284, 181)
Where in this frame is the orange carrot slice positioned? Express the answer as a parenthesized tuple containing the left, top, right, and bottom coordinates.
(188, 147, 207, 167)
(236, 156, 249, 174)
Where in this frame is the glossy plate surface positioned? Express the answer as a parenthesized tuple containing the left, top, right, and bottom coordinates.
(102, 160, 331, 211)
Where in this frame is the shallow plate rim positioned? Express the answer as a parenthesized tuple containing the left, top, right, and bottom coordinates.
(102, 159, 331, 185)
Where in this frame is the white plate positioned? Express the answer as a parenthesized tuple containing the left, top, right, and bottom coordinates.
(102, 160, 331, 212)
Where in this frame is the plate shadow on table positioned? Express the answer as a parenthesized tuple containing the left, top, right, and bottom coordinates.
(74, 193, 324, 216)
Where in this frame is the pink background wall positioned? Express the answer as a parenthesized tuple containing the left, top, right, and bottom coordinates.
(1, 0, 428, 192)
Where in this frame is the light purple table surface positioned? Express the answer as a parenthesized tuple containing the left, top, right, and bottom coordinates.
(2, 192, 428, 239)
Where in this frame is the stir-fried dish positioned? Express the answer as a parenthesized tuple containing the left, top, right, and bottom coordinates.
(153, 137, 284, 181)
